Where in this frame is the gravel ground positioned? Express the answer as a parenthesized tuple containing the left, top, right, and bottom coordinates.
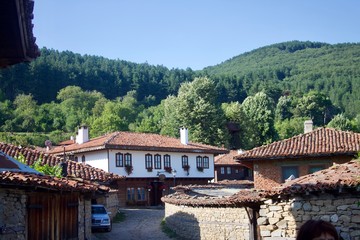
(92, 207, 172, 240)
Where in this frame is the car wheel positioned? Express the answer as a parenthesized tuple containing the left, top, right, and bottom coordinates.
(107, 224, 112, 232)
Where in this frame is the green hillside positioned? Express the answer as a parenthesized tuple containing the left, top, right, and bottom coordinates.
(204, 41, 360, 117)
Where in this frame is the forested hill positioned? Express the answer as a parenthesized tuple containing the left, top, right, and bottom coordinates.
(0, 48, 195, 105)
(203, 41, 360, 117)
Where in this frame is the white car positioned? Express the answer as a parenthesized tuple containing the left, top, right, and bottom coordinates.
(91, 204, 112, 232)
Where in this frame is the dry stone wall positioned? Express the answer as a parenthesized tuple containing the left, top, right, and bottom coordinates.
(258, 193, 360, 240)
(164, 203, 251, 240)
(0, 189, 27, 240)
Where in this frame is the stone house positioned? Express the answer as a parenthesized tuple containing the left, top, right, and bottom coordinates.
(214, 150, 252, 181)
(235, 127, 360, 190)
(162, 160, 360, 240)
(0, 151, 110, 240)
(48, 126, 228, 206)
(0, 142, 123, 215)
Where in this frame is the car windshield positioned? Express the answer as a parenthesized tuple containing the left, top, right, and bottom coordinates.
(92, 206, 107, 214)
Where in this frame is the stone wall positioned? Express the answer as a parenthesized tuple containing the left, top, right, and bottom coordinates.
(0, 188, 27, 240)
(258, 193, 360, 240)
(164, 203, 251, 240)
(78, 197, 92, 240)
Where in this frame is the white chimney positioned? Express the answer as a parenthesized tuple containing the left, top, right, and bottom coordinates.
(70, 136, 74, 141)
(180, 127, 188, 145)
(76, 126, 89, 144)
(304, 120, 313, 134)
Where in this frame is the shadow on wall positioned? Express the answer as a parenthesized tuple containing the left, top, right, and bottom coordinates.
(165, 211, 200, 240)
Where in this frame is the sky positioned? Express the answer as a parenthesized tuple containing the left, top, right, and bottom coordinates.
(33, 0, 360, 70)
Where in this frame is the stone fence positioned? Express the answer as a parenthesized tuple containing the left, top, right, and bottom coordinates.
(258, 193, 360, 240)
(164, 192, 360, 240)
(165, 203, 251, 240)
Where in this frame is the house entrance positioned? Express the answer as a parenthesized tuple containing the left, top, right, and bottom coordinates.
(150, 181, 164, 206)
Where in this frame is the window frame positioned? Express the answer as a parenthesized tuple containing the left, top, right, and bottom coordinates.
(81, 155, 86, 164)
(220, 167, 225, 174)
(196, 156, 203, 168)
(145, 154, 153, 169)
(124, 153, 132, 166)
(164, 154, 171, 168)
(115, 152, 124, 167)
(154, 154, 161, 169)
(181, 155, 189, 167)
(281, 166, 299, 182)
(203, 156, 209, 169)
(226, 166, 231, 174)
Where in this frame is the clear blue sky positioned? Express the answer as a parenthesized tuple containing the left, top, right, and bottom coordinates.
(33, 0, 360, 70)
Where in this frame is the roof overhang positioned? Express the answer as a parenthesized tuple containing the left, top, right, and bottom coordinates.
(0, 0, 40, 68)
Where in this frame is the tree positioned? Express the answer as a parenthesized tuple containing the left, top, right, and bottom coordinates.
(275, 96, 293, 121)
(275, 117, 308, 140)
(293, 91, 334, 126)
(327, 114, 353, 131)
(241, 92, 277, 147)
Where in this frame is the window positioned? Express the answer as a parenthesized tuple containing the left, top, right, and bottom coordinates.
(154, 154, 161, 169)
(81, 155, 86, 164)
(137, 187, 146, 201)
(227, 167, 231, 174)
(127, 188, 135, 201)
(116, 153, 123, 167)
(124, 153, 132, 166)
(203, 156, 209, 169)
(282, 166, 299, 182)
(220, 167, 225, 174)
(74, 156, 78, 162)
(164, 154, 171, 168)
(196, 156, 203, 168)
(182, 155, 189, 167)
(145, 154, 152, 169)
(309, 165, 325, 174)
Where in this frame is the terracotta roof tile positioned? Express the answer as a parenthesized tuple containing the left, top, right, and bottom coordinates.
(48, 131, 228, 154)
(163, 160, 360, 206)
(274, 160, 360, 195)
(0, 142, 123, 182)
(235, 128, 360, 161)
(0, 171, 109, 193)
(215, 150, 245, 165)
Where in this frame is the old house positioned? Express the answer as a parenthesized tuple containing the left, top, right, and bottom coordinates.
(0, 0, 39, 68)
(214, 150, 252, 181)
(0, 142, 124, 214)
(48, 126, 228, 206)
(235, 127, 360, 190)
(0, 151, 110, 240)
(162, 160, 360, 240)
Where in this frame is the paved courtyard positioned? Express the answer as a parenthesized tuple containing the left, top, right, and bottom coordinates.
(92, 208, 172, 240)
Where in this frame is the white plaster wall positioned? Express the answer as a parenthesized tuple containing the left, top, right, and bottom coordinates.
(107, 149, 215, 178)
(74, 150, 109, 171)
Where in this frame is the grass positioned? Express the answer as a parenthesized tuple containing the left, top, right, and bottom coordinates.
(161, 219, 178, 239)
(112, 211, 126, 223)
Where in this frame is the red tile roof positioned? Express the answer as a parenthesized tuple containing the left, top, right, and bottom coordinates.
(0, 142, 123, 182)
(215, 150, 245, 165)
(163, 160, 360, 206)
(274, 160, 360, 195)
(48, 131, 228, 155)
(235, 128, 360, 161)
(0, 171, 109, 193)
(162, 186, 269, 207)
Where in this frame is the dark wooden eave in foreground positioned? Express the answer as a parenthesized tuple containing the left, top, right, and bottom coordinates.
(0, 0, 40, 68)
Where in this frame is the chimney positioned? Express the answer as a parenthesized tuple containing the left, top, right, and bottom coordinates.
(180, 127, 188, 145)
(304, 120, 313, 134)
(76, 125, 89, 144)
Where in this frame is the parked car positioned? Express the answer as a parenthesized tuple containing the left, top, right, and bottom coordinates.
(91, 204, 112, 232)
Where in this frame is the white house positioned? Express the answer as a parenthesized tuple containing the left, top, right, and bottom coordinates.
(48, 126, 228, 206)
